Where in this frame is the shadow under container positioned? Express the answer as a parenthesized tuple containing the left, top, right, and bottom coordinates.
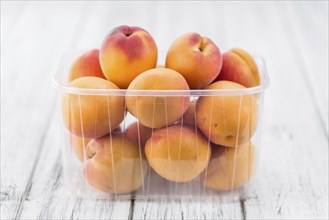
(53, 51, 269, 200)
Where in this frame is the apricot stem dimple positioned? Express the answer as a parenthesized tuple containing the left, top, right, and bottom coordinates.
(124, 30, 132, 37)
(88, 152, 95, 159)
(198, 38, 206, 52)
(88, 147, 96, 159)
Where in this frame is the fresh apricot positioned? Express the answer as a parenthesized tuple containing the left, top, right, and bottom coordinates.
(145, 125, 211, 182)
(200, 142, 255, 190)
(68, 49, 105, 82)
(83, 133, 149, 194)
(196, 81, 258, 147)
(124, 122, 153, 147)
(69, 134, 91, 161)
(126, 68, 190, 128)
(166, 33, 222, 89)
(100, 25, 158, 89)
(215, 48, 260, 87)
(62, 77, 125, 138)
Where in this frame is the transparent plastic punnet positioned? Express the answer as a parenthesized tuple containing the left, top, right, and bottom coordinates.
(53, 51, 269, 200)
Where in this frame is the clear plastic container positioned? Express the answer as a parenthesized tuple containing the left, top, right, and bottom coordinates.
(53, 51, 269, 199)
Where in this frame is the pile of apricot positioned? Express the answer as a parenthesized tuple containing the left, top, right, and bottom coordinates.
(62, 25, 260, 194)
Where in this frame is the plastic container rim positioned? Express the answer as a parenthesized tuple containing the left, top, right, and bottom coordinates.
(52, 50, 270, 96)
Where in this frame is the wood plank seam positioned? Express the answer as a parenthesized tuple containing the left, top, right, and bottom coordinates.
(179, 200, 184, 220)
(142, 199, 149, 220)
(128, 199, 135, 220)
(37, 153, 62, 219)
(239, 197, 246, 220)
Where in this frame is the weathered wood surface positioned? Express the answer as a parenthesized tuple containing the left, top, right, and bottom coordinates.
(1, 1, 328, 219)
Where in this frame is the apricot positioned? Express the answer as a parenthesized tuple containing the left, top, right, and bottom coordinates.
(83, 133, 149, 194)
(126, 68, 190, 128)
(145, 125, 211, 182)
(61, 77, 125, 138)
(196, 81, 258, 147)
(200, 142, 255, 190)
(124, 122, 153, 147)
(100, 25, 158, 89)
(69, 134, 91, 161)
(70, 124, 121, 161)
(165, 32, 222, 89)
(181, 99, 197, 127)
(215, 48, 260, 87)
(67, 49, 105, 82)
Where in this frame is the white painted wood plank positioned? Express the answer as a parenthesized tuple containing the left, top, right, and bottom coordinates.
(284, 1, 328, 134)
(215, 2, 328, 219)
(0, 1, 27, 45)
(0, 2, 91, 219)
(17, 110, 75, 219)
(19, 110, 131, 219)
(133, 198, 243, 220)
(69, 199, 131, 220)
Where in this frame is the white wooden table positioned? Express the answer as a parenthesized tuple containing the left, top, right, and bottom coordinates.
(1, 1, 328, 219)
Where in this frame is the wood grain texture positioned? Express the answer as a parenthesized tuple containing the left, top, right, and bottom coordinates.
(1, 1, 328, 220)
(285, 1, 328, 135)
(0, 2, 105, 219)
(220, 2, 328, 219)
(132, 198, 243, 220)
